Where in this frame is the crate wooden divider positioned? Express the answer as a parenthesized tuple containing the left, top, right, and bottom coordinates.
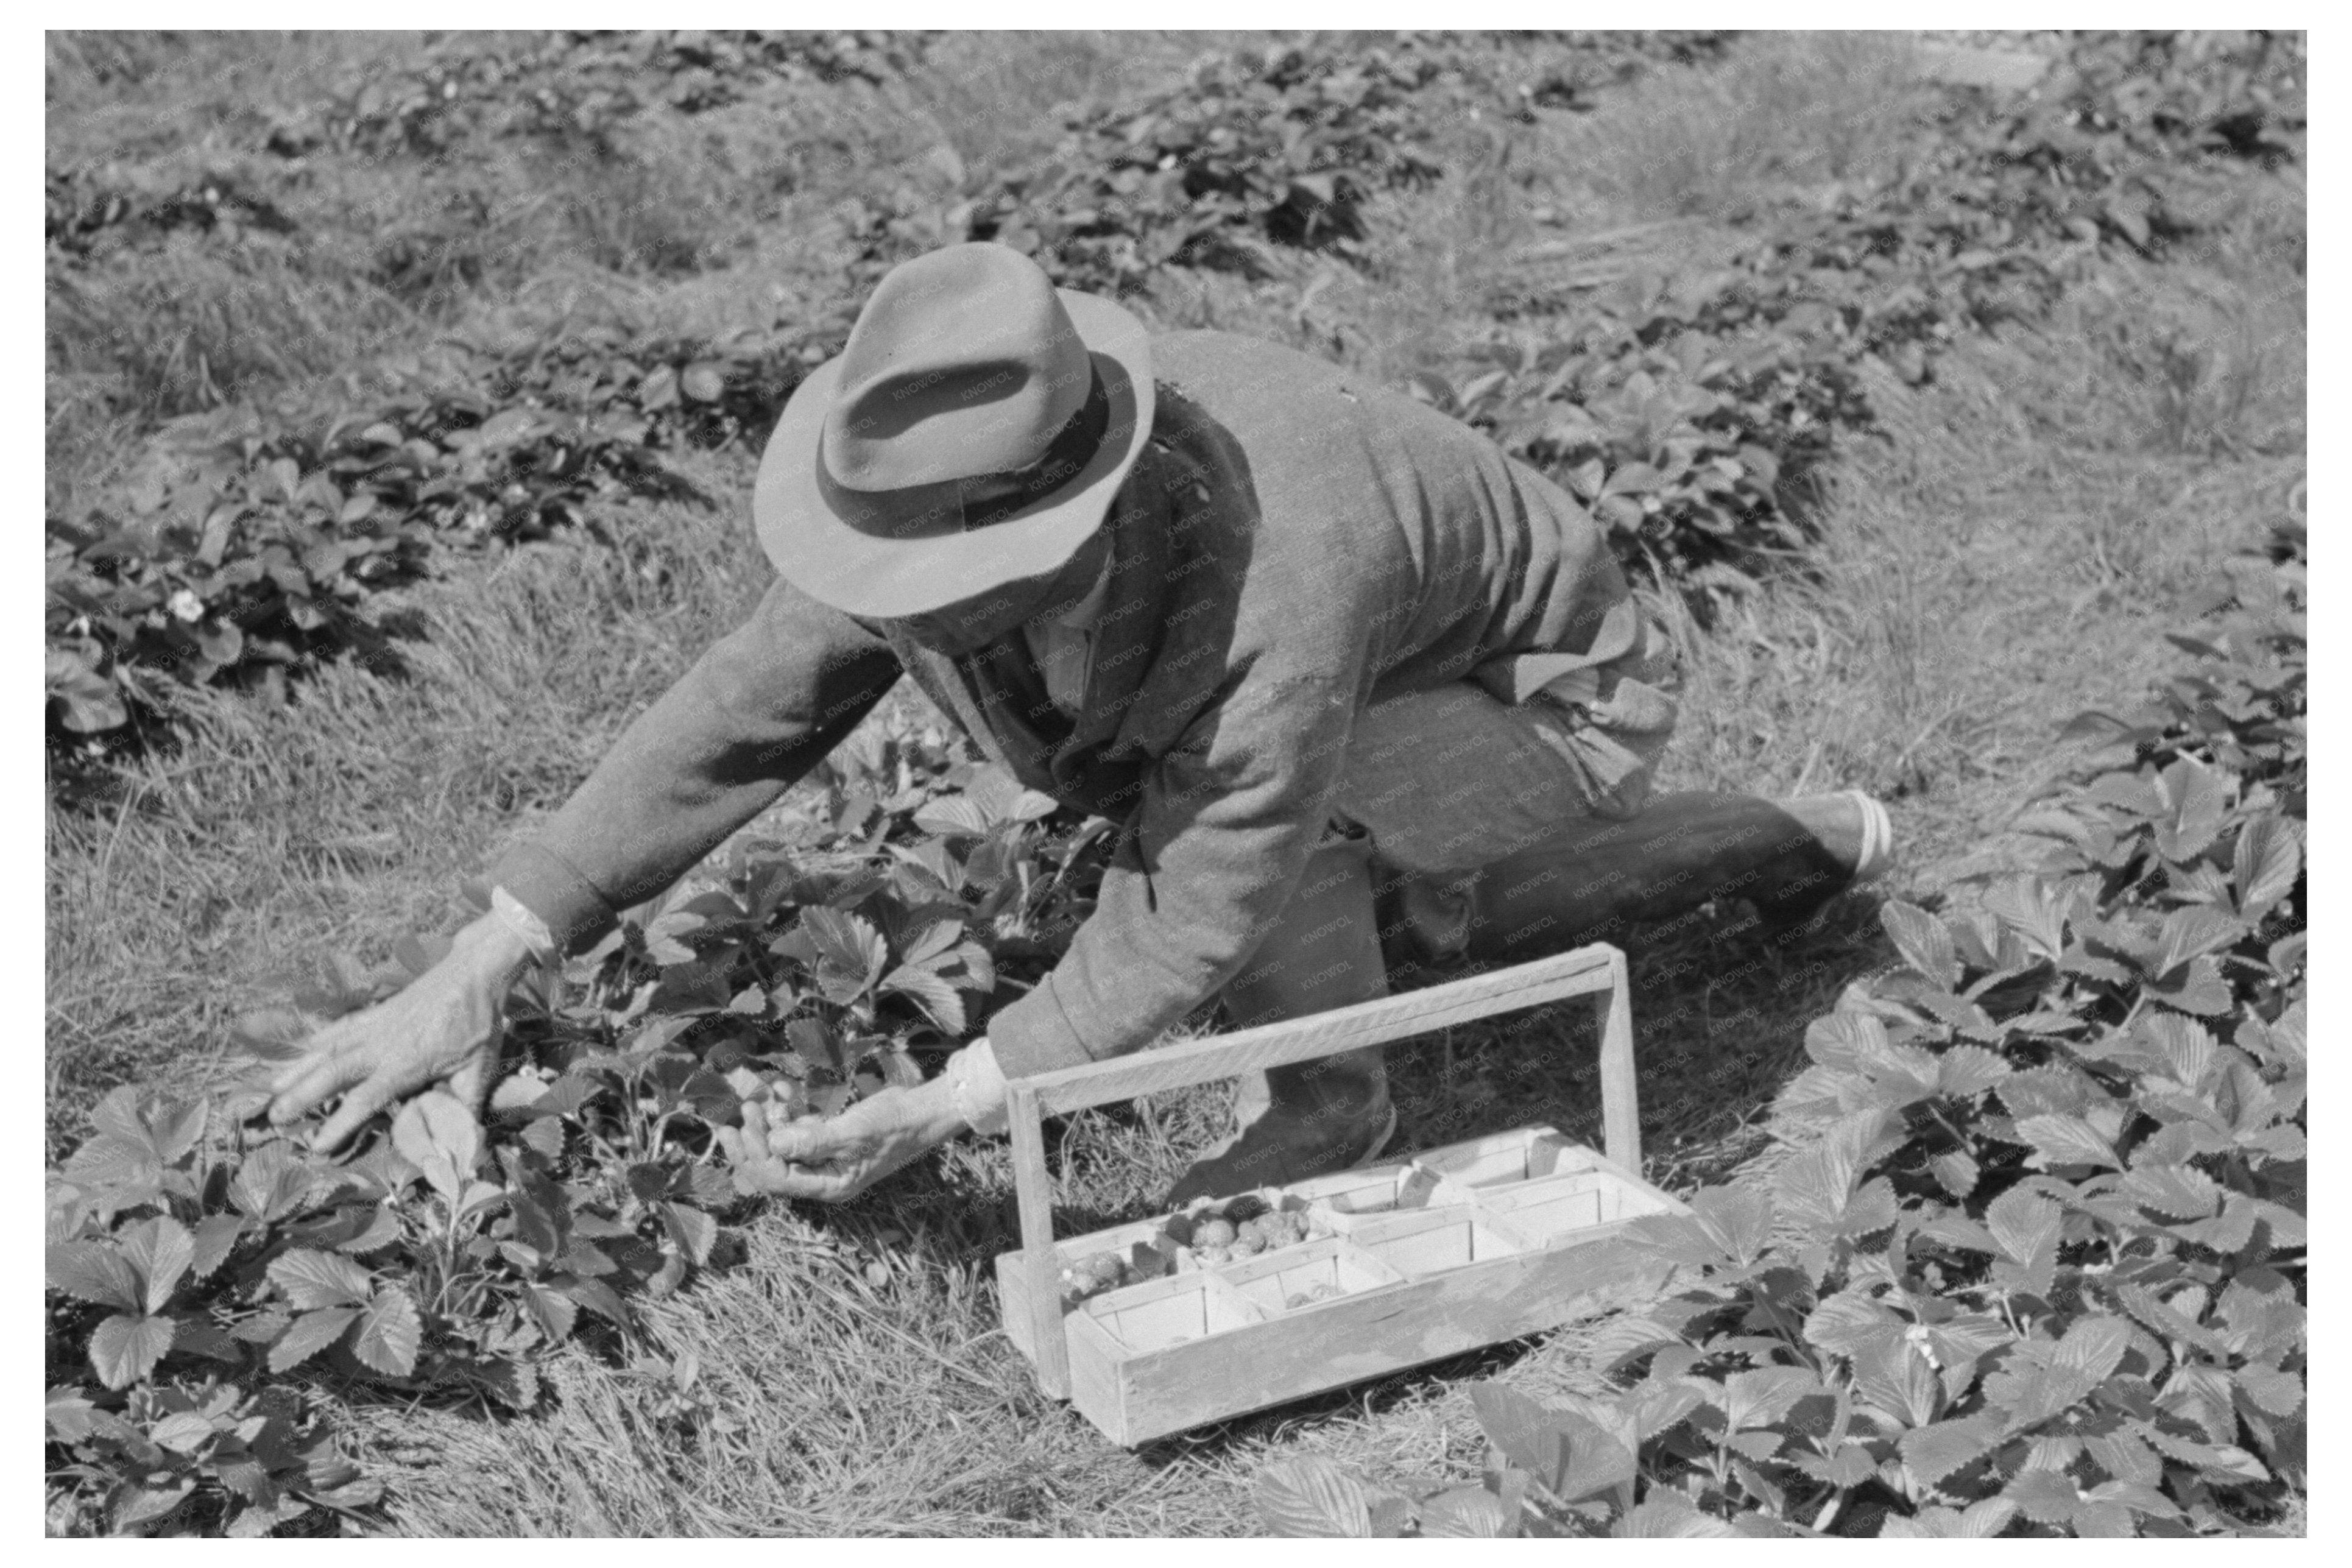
(999, 942, 1665, 1441)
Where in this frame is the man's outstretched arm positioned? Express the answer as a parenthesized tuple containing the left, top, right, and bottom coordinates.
(483, 577, 906, 953)
(267, 577, 904, 1149)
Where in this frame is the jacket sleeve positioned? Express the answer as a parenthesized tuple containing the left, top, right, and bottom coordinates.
(484, 577, 903, 953)
(987, 642, 1371, 1081)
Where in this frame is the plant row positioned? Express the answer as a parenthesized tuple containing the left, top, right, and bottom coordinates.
(1255, 514, 2306, 1538)
(45, 322, 830, 752)
(44, 32, 2301, 758)
(1404, 29, 2301, 582)
(258, 30, 929, 163)
(45, 712, 1115, 1534)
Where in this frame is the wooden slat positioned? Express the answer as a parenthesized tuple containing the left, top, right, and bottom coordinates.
(1017, 943, 1619, 1117)
(1094, 1226, 1666, 1446)
(1005, 1082, 1068, 1399)
(1595, 947, 1642, 1173)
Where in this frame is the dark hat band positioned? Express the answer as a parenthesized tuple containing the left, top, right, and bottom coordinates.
(812, 364, 1111, 542)
(961, 365, 1112, 529)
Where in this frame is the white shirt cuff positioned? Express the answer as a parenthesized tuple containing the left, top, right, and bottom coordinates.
(944, 1038, 1010, 1136)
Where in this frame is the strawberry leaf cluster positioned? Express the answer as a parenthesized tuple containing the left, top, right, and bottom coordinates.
(259, 31, 929, 162)
(46, 716, 1112, 1535)
(1256, 516, 2304, 1539)
(46, 322, 832, 756)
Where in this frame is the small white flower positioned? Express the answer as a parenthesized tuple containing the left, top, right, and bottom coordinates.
(168, 588, 205, 623)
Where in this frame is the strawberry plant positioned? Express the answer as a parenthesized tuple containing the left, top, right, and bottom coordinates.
(46, 166, 296, 260)
(45, 316, 837, 757)
(260, 31, 928, 163)
(953, 43, 1453, 295)
(1255, 517, 2304, 1538)
(856, 34, 1723, 300)
(46, 721, 1120, 1533)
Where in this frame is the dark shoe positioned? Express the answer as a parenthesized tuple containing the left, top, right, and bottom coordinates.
(1750, 789, 1896, 931)
(1168, 1098, 1397, 1207)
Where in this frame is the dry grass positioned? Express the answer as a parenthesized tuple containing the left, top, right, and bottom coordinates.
(47, 30, 2303, 1537)
(1531, 32, 1938, 225)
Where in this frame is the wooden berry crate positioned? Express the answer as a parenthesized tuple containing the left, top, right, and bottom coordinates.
(994, 943, 1690, 1447)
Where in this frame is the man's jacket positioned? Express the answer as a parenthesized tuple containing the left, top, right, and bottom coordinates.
(487, 331, 1634, 1079)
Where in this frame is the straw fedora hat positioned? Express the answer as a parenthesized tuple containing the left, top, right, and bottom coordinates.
(753, 242, 1154, 619)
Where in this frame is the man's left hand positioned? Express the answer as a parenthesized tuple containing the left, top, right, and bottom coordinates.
(716, 1077, 969, 1204)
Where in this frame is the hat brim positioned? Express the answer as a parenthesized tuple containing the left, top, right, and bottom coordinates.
(754, 291, 1154, 620)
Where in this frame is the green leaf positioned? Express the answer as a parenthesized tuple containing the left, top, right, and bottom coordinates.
(188, 1213, 246, 1279)
(798, 906, 887, 1003)
(118, 1214, 196, 1315)
(88, 1311, 177, 1390)
(1418, 1485, 1513, 1538)
(1468, 1383, 1634, 1503)
(1882, 900, 1961, 989)
(1935, 1045, 2011, 1098)
(113, 1479, 194, 1530)
(267, 1248, 374, 1310)
(2152, 756, 2227, 861)
(2120, 1162, 2222, 1220)
(2217, 1267, 2303, 1360)
(879, 965, 966, 1034)
(1982, 878, 2071, 961)
(900, 917, 965, 967)
(1929, 1150, 1979, 1198)
(2017, 1113, 2122, 1171)
(46, 1241, 143, 1312)
(230, 1141, 319, 1222)
(1255, 1455, 1373, 1536)
(1587, 1314, 1682, 1371)
(2147, 954, 2233, 1017)
(135, 1096, 208, 1163)
(2233, 1362, 2303, 1418)
(267, 1306, 360, 1373)
(2147, 905, 2243, 980)
(1880, 1497, 2018, 1537)
(1899, 1416, 2000, 1485)
(786, 1016, 843, 1075)
(351, 1287, 422, 1378)
(525, 1282, 578, 1343)
(1818, 1443, 1881, 1489)
(64, 1132, 163, 1195)
(1613, 1496, 1734, 1537)
(556, 1273, 630, 1327)
(1852, 1337, 1941, 1429)
(1625, 1374, 1704, 1443)
(1985, 1185, 2061, 1279)
(148, 1410, 219, 1455)
(391, 1089, 481, 1206)
(1724, 1366, 1819, 1432)
(46, 649, 127, 732)
(1686, 1184, 1776, 1268)
(1804, 1009, 1889, 1072)
(2004, 1467, 2080, 1525)
(44, 1386, 101, 1443)
(2232, 813, 2301, 914)
(912, 795, 994, 839)
(661, 1201, 717, 1266)
(1804, 1288, 1902, 1360)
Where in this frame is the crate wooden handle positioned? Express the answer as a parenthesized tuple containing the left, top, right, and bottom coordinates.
(1004, 942, 1639, 1399)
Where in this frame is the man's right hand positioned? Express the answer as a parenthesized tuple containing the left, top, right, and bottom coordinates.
(266, 913, 538, 1154)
